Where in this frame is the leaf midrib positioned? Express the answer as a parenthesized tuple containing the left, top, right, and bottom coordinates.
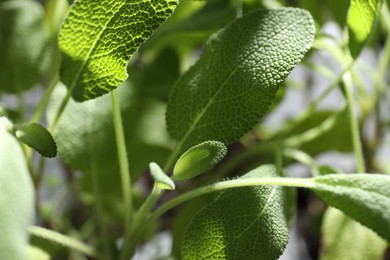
(200, 187, 279, 259)
(66, 1, 127, 94)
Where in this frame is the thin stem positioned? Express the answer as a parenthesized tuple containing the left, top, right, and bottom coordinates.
(90, 157, 113, 259)
(49, 88, 72, 132)
(342, 72, 366, 173)
(271, 61, 354, 139)
(150, 177, 314, 221)
(236, 0, 243, 18)
(28, 226, 99, 258)
(283, 148, 320, 177)
(111, 90, 133, 260)
(31, 74, 59, 123)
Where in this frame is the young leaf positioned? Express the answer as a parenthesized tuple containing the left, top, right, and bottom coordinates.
(15, 123, 57, 158)
(0, 118, 34, 259)
(312, 174, 390, 242)
(149, 162, 175, 190)
(321, 207, 387, 260)
(182, 165, 288, 259)
(172, 141, 227, 181)
(58, 0, 178, 101)
(166, 8, 315, 153)
(347, 0, 383, 58)
(0, 0, 48, 93)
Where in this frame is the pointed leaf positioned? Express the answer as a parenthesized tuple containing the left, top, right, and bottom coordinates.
(0, 117, 34, 259)
(166, 8, 315, 153)
(16, 123, 57, 158)
(347, 0, 383, 58)
(313, 174, 390, 242)
(173, 141, 227, 181)
(149, 162, 175, 190)
(321, 207, 387, 260)
(182, 165, 288, 259)
(58, 0, 178, 101)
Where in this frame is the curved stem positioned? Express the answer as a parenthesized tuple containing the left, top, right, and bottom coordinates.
(28, 226, 99, 258)
(342, 72, 366, 173)
(149, 177, 314, 221)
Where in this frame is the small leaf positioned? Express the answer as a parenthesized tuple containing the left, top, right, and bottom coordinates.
(172, 141, 227, 181)
(312, 174, 390, 242)
(321, 207, 387, 260)
(0, 0, 48, 93)
(182, 165, 288, 259)
(0, 118, 34, 259)
(149, 162, 175, 190)
(347, 0, 383, 58)
(58, 0, 178, 101)
(166, 8, 315, 153)
(16, 123, 57, 158)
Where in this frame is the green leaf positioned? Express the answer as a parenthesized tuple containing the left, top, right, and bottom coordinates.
(182, 165, 288, 259)
(321, 207, 387, 260)
(312, 174, 390, 242)
(149, 162, 175, 190)
(347, 0, 383, 58)
(166, 8, 315, 153)
(0, 117, 34, 259)
(0, 0, 48, 93)
(58, 0, 178, 101)
(16, 123, 57, 158)
(173, 141, 227, 181)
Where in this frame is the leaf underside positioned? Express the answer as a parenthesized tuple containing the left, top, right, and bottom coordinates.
(182, 165, 289, 260)
(166, 8, 315, 153)
(58, 0, 178, 101)
(313, 174, 390, 242)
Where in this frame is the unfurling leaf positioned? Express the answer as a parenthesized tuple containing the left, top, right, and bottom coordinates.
(166, 8, 315, 153)
(16, 123, 57, 158)
(58, 0, 178, 101)
(182, 165, 288, 259)
(313, 174, 390, 242)
(150, 162, 175, 190)
(173, 141, 227, 181)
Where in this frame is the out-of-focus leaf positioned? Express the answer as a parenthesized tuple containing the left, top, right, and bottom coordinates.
(0, 117, 34, 259)
(347, 0, 383, 58)
(321, 207, 387, 260)
(328, 0, 350, 28)
(0, 0, 48, 93)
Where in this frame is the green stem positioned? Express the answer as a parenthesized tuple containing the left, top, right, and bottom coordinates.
(236, 0, 243, 18)
(111, 90, 133, 260)
(342, 72, 366, 173)
(49, 88, 72, 132)
(283, 148, 320, 177)
(90, 157, 112, 259)
(149, 177, 314, 221)
(31, 74, 59, 124)
(28, 226, 99, 258)
(271, 61, 354, 139)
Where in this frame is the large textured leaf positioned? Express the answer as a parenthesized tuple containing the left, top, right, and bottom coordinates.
(347, 0, 383, 58)
(58, 0, 178, 101)
(321, 207, 387, 260)
(0, 117, 34, 259)
(0, 0, 48, 93)
(182, 165, 288, 259)
(313, 174, 390, 242)
(166, 8, 315, 153)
